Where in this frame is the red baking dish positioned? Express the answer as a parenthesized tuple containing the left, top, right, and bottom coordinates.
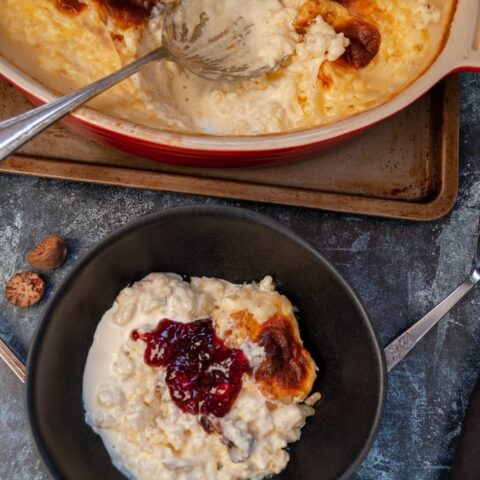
(0, 0, 479, 167)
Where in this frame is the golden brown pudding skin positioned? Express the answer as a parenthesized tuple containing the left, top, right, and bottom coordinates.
(254, 315, 316, 400)
(53, 0, 161, 27)
(93, 0, 157, 28)
(336, 17, 381, 68)
(54, 0, 87, 15)
(295, 0, 381, 69)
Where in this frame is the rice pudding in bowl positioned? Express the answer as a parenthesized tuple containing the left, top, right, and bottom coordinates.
(0, 0, 456, 135)
(83, 273, 319, 480)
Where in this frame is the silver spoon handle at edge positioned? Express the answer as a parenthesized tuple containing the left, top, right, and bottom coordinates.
(0, 337, 25, 383)
(385, 271, 480, 372)
(0, 47, 168, 162)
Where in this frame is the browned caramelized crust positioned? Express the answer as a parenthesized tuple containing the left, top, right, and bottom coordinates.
(230, 310, 260, 339)
(54, 0, 87, 15)
(53, 0, 160, 27)
(336, 17, 381, 68)
(295, 0, 323, 34)
(295, 0, 381, 69)
(254, 315, 316, 400)
(92, 0, 158, 28)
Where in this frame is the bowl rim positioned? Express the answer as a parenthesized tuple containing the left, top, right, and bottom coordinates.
(25, 205, 387, 480)
(0, 0, 471, 153)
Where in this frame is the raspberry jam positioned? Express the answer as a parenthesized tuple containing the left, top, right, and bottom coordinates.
(132, 319, 250, 417)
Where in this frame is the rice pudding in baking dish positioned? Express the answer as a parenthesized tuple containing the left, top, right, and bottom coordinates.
(0, 0, 456, 134)
(83, 273, 319, 480)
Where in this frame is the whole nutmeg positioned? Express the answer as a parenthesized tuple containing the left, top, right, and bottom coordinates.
(4, 271, 45, 308)
(27, 235, 67, 270)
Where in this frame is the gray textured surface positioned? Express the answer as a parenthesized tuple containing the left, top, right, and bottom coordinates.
(0, 73, 479, 480)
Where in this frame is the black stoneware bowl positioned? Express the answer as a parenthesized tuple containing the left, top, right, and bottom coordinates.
(26, 205, 386, 480)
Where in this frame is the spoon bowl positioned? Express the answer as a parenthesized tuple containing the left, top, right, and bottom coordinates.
(162, 0, 289, 81)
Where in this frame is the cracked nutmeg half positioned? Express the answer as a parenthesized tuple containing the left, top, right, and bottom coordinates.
(27, 235, 68, 270)
(4, 271, 45, 308)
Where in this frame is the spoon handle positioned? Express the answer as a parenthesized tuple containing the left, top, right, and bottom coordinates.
(0, 337, 25, 383)
(385, 271, 480, 372)
(0, 47, 168, 162)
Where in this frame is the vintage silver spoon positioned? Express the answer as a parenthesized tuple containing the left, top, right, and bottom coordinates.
(0, 0, 286, 162)
(2, 232, 480, 383)
(385, 231, 480, 371)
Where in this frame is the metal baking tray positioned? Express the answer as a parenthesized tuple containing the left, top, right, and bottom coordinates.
(0, 75, 459, 221)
